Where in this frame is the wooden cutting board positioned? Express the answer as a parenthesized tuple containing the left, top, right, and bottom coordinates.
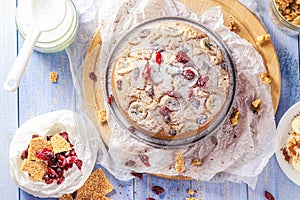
(83, 0, 280, 153)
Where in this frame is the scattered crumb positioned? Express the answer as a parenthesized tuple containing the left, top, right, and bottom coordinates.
(175, 151, 185, 173)
(251, 98, 262, 114)
(191, 159, 201, 166)
(256, 34, 271, 46)
(261, 72, 272, 85)
(50, 134, 72, 154)
(228, 21, 238, 31)
(20, 159, 47, 182)
(230, 109, 240, 127)
(98, 109, 107, 124)
(188, 188, 195, 195)
(50, 72, 58, 82)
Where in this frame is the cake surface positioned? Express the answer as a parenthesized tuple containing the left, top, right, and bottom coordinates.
(110, 19, 233, 141)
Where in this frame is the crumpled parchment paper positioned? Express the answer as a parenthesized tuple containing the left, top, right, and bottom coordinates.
(66, 0, 277, 189)
(9, 110, 99, 198)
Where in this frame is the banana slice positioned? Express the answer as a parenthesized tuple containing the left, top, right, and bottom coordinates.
(128, 102, 148, 121)
(200, 37, 218, 55)
(292, 115, 300, 134)
(164, 26, 184, 37)
(116, 60, 134, 75)
(160, 95, 180, 111)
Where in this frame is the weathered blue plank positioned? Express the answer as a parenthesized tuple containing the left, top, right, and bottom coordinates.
(0, 0, 20, 200)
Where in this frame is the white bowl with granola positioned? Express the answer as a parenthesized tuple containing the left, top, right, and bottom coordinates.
(9, 110, 99, 198)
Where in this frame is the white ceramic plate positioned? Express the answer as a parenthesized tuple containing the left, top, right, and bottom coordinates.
(276, 101, 300, 186)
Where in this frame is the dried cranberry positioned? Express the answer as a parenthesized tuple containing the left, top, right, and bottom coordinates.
(165, 91, 175, 97)
(117, 79, 123, 91)
(139, 29, 151, 38)
(46, 135, 52, 141)
(169, 129, 177, 136)
(59, 132, 69, 140)
(156, 52, 162, 65)
(45, 178, 54, 184)
(182, 69, 195, 80)
(196, 76, 209, 87)
(21, 145, 29, 160)
(146, 198, 155, 200)
(151, 186, 165, 195)
(71, 149, 76, 156)
(265, 191, 275, 200)
(146, 87, 154, 97)
(159, 106, 170, 116)
(56, 167, 63, 178)
(210, 136, 218, 146)
(58, 155, 68, 168)
(107, 94, 113, 105)
(138, 154, 151, 167)
(75, 159, 83, 170)
(88, 72, 97, 82)
(131, 172, 143, 180)
(36, 148, 54, 161)
(48, 158, 58, 168)
(142, 63, 152, 78)
(176, 51, 190, 63)
(71, 191, 77, 199)
(128, 126, 135, 133)
(31, 134, 39, 138)
(188, 89, 194, 99)
(125, 160, 136, 167)
(64, 150, 71, 157)
(57, 176, 65, 185)
(46, 168, 57, 178)
(163, 115, 171, 124)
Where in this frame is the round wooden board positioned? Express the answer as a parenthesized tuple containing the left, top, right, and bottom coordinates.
(83, 0, 281, 180)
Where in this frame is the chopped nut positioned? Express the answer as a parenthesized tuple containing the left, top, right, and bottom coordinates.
(275, 0, 300, 26)
(228, 21, 238, 31)
(175, 151, 185, 173)
(230, 109, 240, 127)
(251, 98, 262, 114)
(188, 188, 196, 195)
(186, 198, 198, 200)
(191, 159, 202, 166)
(256, 34, 271, 46)
(98, 109, 107, 124)
(261, 72, 272, 85)
(50, 72, 58, 82)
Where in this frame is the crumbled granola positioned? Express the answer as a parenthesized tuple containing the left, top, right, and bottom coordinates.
(50, 72, 58, 82)
(251, 98, 262, 114)
(175, 151, 185, 173)
(256, 34, 271, 46)
(230, 109, 240, 127)
(28, 137, 53, 161)
(228, 21, 238, 31)
(261, 72, 272, 85)
(98, 109, 107, 124)
(188, 188, 196, 195)
(191, 159, 201, 166)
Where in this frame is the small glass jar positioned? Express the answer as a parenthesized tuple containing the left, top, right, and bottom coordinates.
(15, 0, 78, 53)
(269, 0, 300, 35)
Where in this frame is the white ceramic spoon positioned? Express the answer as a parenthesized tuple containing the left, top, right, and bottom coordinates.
(4, 0, 68, 92)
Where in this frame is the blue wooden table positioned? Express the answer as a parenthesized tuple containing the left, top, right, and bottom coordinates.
(1, 0, 300, 199)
